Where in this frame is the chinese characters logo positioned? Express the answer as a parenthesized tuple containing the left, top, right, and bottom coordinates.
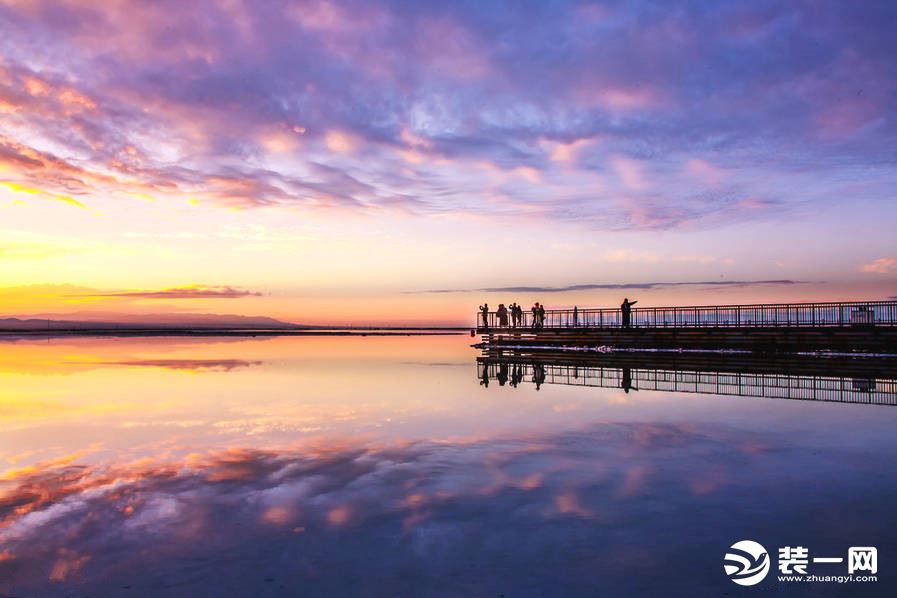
(725, 542, 878, 586)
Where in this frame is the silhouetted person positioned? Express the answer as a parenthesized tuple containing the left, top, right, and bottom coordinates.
(497, 303, 509, 327)
(480, 303, 490, 329)
(573, 305, 579, 327)
(512, 303, 522, 327)
(538, 303, 546, 328)
(531, 303, 540, 329)
(497, 362, 509, 386)
(621, 298, 638, 329)
(533, 363, 546, 390)
(480, 366, 490, 387)
(622, 366, 634, 393)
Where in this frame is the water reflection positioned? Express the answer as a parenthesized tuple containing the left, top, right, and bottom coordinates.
(477, 351, 897, 405)
(1, 336, 896, 595)
(3, 421, 896, 596)
(97, 359, 263, 371)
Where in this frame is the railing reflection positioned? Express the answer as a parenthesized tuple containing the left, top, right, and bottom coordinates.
(476, 356, 897, 406)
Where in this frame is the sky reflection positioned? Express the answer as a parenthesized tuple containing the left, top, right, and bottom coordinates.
(2, 421, 896, 596)
(2, 335, 896, 595)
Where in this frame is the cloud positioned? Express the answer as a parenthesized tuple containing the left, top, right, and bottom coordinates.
(611, 156, 651, 191)
(0, 241, 70, 259)
(78, 285, 263, 299)
(860, 257, 897, 274)
(0, 1, 893, 230)
(406, 279, 807, 294)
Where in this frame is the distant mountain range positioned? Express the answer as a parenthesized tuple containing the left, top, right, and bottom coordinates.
(0, 312, 303, 330)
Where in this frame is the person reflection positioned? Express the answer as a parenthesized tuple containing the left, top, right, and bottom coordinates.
(511, 364, 522, 387)
(621, 366, 635, 393)
(480, 365, 490, 387)
(497, 362, 509, 386)
(533, 363, 546, 390)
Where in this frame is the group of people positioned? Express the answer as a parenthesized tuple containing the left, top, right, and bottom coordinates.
(479, 302, 546, 329)
(479, 298, 639, 329)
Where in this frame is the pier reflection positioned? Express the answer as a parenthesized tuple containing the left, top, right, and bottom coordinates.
(477, 351, 897, 406)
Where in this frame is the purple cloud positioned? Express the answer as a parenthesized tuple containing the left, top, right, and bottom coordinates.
(406, 279, 808, 294)
(0, 1, 895, 228)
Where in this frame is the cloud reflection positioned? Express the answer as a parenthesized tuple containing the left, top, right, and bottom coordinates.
(1, 421, 895, 595)
(98, 359, 262, 372)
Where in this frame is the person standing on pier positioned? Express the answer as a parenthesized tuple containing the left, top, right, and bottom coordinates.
(480, 303, 490, 329)
(497, 303, 509, 327)
(538, 303, 546, 328)
(573, 305, 579, 327)
(531, 303, 539, 329)
(621, 298, 638, 328)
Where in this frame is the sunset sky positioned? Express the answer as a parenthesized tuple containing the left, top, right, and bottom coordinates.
(1, 0, 895, 325)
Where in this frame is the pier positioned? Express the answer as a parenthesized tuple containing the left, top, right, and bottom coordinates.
(475, 299, 897, 352)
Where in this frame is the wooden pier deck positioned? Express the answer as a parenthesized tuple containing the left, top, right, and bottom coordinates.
(475, 300, 897, 353)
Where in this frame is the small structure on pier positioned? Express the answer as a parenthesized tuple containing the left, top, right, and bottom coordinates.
(474, 300, 897, 353)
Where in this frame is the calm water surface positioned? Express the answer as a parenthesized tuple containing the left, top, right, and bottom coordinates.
(1, 335, 896, 596)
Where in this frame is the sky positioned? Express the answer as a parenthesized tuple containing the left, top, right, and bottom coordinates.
(0, 0, 895, 325)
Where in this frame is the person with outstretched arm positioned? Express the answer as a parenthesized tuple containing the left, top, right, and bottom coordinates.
(621, 298, 638, 329)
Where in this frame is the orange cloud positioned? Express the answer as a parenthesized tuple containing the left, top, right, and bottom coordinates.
(324, 130, 359, 154)
(0, 181, 86, 208)
(327, 505, 350, 525)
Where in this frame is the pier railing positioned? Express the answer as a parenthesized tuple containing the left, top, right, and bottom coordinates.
(475, 300, 897, 330)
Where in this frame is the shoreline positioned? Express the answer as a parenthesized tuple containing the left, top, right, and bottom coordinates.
(0, 328, 469, 339)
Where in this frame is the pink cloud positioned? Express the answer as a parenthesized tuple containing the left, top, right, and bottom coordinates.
(611, 156, 651, 191)
(684, 158, 727, 186)
(575, 85, 660, 111)
(860, 257, 897, 274)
